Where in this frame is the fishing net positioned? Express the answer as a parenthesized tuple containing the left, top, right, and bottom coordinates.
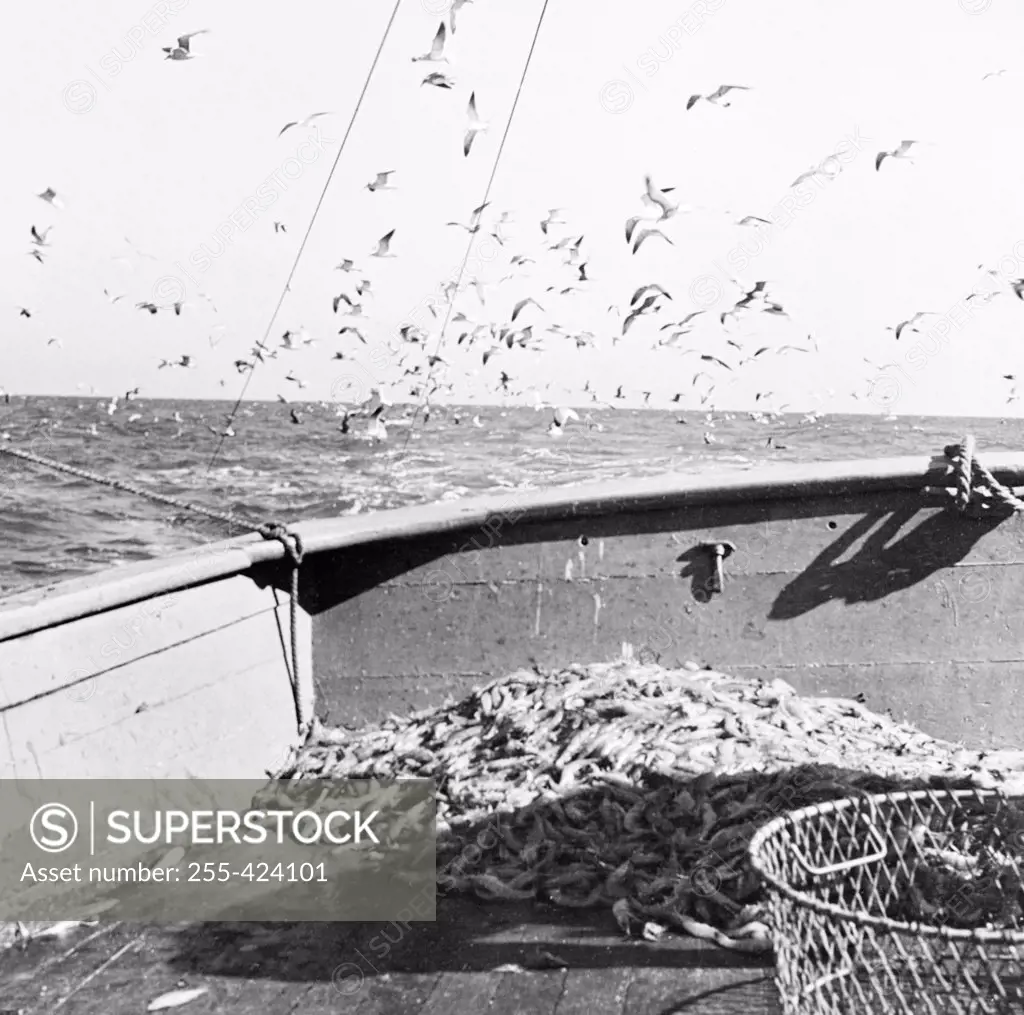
(270, 654, 1024, 954)
(750, 787, 1024, 1014)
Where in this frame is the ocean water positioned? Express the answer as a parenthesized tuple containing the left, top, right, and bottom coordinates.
(2, 395, 1022, 602)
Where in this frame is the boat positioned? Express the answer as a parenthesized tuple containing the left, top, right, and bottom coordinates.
(2, 442, 1023, 1012)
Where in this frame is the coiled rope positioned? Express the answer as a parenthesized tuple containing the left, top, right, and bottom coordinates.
(944, 435, 1024, 514)
(0, 443, 314, 735)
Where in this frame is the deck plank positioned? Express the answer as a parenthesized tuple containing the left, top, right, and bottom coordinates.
(0, 894, 782, 1015)
(623, 968, 777, 1015)
(555, 969, 634, 1015)
(417, 971, 504, 1014)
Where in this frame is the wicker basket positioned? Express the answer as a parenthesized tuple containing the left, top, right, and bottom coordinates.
(748, 787, 1024, 1014)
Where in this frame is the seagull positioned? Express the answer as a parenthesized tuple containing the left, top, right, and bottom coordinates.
(549, 406, 579, 429)
(136, 301, 159, 314)
(333, 293, 365, 315)
(511, 297, 543, 322)
(631, 283, 672, 306)
(632, 227, 674, 254)
(370, 230, 396, 258)
(447, 202, 490, 235)
(365, 170, 396, 192)
(888, 311, 938, 339)
(335, 259, 357, 272)
(624, 216, 644, 244)
(30, 226, 52, 246)
(278, 112, 333, 137)
(622, 298, 660, 335)
(982, 69, 1007, 80)
(285, 371, 308, 388)
(875, 141, 922, 171)
(736, 215, 772, 227)
(701, 354, 732, 371)
(790, 166, 825, 188)
(541, 209, 566, 235)
(103, 288, 126, 304)
(412, 23, 448, 63)
(642, 176, 678, 220)
(449, 0, 473, 34)
(37, 187, 63, 209)
(162, 30, 209, 61)
(421, 71, 455, 89)
(16, 307, 31, 318)
(274, 221, 287, 233)
(47, 337, 62, 348)
(337, 325, 367, 343)
(290, 408, 303, 425)
(687, 85, 750, 110)
(464, 92, 488, 156)
(27, 249, 46, 263)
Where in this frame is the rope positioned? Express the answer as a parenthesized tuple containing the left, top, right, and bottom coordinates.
(949, 434, 975, 512)
(260, 523, 313, 734)
(1, 442, 314, 733)
(404, 0, 552, 447)
(942, 436, 1024, 515)
(2, 444, 262, 531)
(207, 0, 406, 474)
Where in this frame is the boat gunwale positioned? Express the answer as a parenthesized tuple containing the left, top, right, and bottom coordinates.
(0, 451, 1015, 642)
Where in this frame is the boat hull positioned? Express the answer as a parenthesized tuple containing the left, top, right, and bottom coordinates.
(2, 454, 1023, 781)
(308, 487, 1024, 749)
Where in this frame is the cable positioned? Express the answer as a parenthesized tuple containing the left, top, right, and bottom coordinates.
(206, 0, 406, 473)
(402, 0, 552, 448)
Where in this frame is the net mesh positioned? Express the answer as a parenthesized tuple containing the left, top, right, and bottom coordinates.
(749, 788, 1024, 1014)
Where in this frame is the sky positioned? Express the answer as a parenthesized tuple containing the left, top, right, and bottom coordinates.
(5, 0, 1024, 414)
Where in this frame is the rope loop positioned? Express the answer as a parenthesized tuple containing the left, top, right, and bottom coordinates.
(2, 445, 316, 735)
(258, 522, 305, 566)
(943, 436, 1024, 515)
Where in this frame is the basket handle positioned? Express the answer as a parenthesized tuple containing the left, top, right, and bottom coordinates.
(790, 817, 888, 877)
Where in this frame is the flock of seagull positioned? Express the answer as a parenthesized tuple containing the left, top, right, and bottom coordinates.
(12, 14, 1024, 446)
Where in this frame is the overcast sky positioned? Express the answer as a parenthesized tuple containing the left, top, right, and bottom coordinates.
(5, 0, 1024, 414)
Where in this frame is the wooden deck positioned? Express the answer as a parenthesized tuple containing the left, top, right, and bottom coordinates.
(1, 897, 779, 1014)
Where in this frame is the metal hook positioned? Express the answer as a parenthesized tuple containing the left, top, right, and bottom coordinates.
(698, 540, 736, 596)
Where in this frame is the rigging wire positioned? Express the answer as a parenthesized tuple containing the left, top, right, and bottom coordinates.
(401, 0, 552, 452)
(206, 0, 405, 473)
